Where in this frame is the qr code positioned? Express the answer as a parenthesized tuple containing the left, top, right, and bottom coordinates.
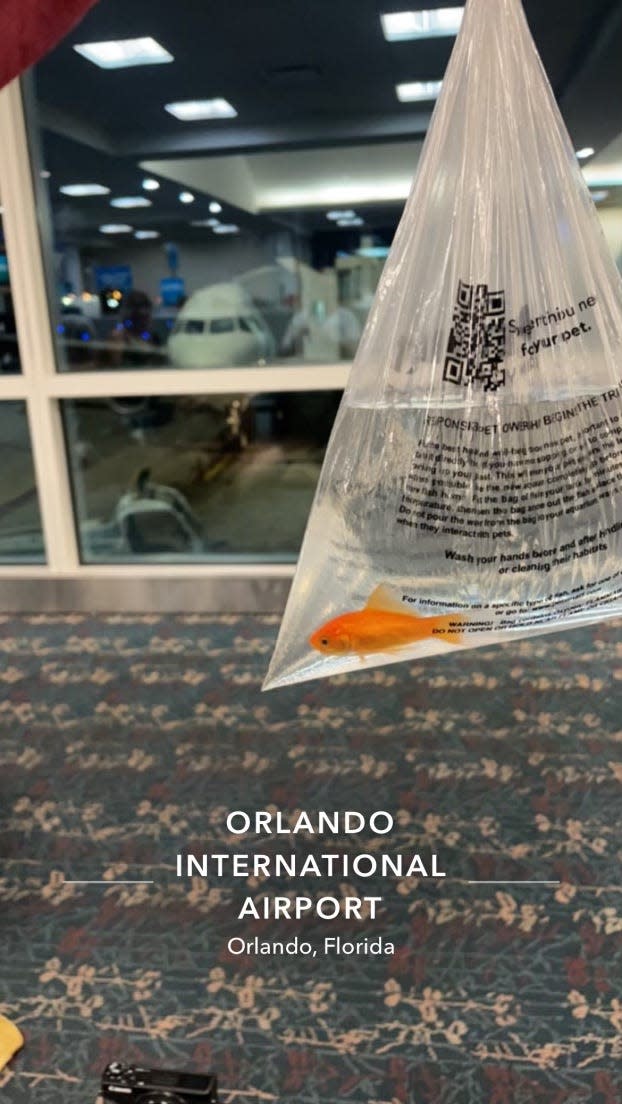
(443, 280, 506, 391)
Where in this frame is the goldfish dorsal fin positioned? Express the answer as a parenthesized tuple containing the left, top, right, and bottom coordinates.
(365, 585, 407, 613)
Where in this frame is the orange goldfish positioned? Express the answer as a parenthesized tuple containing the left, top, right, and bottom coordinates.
(309, 585, 465, 656)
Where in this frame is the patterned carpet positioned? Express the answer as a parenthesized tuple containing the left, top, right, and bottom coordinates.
(1, 614, 622, 1104)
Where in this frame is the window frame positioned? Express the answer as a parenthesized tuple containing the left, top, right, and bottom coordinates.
(0, 77, 350, 579)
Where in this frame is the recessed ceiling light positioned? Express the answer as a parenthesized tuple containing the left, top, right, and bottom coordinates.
(134, 230, 160, 239)
(179, 191, 195, 204)
(99, 223, 133, 234)
(110, 196, 152, 208)
(381, 7, 464, 41)
(590, 189, 610, 203)
(396, 80, 443, 102)
(213, 224, 239, 234)
(191, 218, 221, 227)
(576, 147, 595, 160)
(209, 200, 223, 213)
(327, 209, 356, 220)
(165, 99, 237, 122)
(142, 178, 160, 191)
(60, 183, 110, 197)
(73, 37, 173, 70)
(337, 217, 364, 227)
(40, 170, 51, 179)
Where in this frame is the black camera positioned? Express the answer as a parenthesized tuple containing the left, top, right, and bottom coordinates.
(101, 1062, 218, 1104)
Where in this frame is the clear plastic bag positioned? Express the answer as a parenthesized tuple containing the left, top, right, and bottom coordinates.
(264, 0, 622, 691)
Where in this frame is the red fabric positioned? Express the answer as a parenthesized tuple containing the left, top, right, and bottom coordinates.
(0, 0, 99, 90)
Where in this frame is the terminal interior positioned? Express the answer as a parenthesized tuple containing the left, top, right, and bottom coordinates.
(0, 2, 622, 1101)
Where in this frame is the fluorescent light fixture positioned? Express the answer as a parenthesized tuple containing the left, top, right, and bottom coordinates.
(213, 224, 239, 234)
(327, 209, 356, 220)
(576, 147, 595, 160)
(134, 230, 160, 239)
(165, 99, 237, 122)
(357, 245, 391, 258)
(582, 167, 622, 186)
(381, 7, 464, 41)
(73, 37, 173, 70)
(590, 190, 610, 203)
(209, 200, 223, 213)
(110, 196, 152, 208)
(337, 217, 364, 227)
(142, 178, 160, 191)
(262, 178, 413, 208)
(396, 80, 443, 102)
(99, 223, 133, 234)
(60, 183, 110, 197)
(179, 191, 195, 204)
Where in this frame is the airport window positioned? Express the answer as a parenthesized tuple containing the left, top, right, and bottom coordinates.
(26, 2, 410, 376)
(0, 402, 45, 562)
(4, 0, 617, 577)
(62, 391, 341, 563)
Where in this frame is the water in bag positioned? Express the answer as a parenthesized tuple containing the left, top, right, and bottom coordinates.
(263, 0, 622, 691)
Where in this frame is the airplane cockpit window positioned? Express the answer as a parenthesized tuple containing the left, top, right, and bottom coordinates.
(209, 318, 235, 334)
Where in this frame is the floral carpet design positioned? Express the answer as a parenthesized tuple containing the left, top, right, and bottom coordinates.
(0, 613, 621, 1103)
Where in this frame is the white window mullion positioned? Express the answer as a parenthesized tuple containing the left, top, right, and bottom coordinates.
(0, 376, 29, 400)
(0, 78, 78, 571)
(48, 363, 351, 399)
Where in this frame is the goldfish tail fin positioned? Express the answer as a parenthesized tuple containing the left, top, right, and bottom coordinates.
(432, 614, 466, 645)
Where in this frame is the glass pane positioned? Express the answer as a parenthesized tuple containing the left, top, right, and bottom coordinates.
(62, 392, 340, 562)
(0, 402, 45, 561)
(27, 2, 414, 375)
(0, 210, 21, 376)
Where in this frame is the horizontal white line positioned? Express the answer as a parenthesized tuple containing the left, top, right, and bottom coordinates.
(63, 880, 154, 885)
(0, 563, 296, 579)
(468, 880, 561, 885)
(46, 363, 351, 399)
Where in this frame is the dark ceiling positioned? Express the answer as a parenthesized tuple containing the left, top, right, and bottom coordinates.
(27, 0, 622, 249)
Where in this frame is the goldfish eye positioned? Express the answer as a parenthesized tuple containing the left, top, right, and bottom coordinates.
(320, 637, 329, 647)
